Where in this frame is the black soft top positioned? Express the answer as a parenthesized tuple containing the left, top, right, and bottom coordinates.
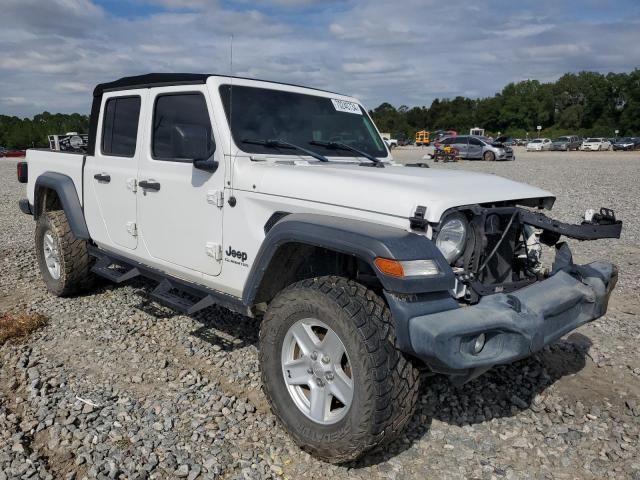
(92, 73, 210, 97)
(88, 73, 339, 155)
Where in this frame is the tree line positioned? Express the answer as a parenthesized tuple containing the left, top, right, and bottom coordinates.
(0, 112, 88, 149)
(369, 70, 640, 140)
(2, 70, 639, 148)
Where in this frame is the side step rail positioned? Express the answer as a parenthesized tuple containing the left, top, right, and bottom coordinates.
(86, 246, 249, 317)
(91, 254, 141, 284)
(150, 279, 216, 315)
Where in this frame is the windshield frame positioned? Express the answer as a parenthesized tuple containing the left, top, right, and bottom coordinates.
(218, 84, 389, 160)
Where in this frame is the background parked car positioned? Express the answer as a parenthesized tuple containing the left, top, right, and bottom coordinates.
(381, 135, 398, 149)
(439, 135, 514, 161)
(550, 136, 581, 151)
(430, 129, 457, 144)
(0, 148, 26, 158)
(581, 138, 611, 151)
(494, 136, 517, 147)
(526, 138, 552, 151)
(612, 137, 640, 151)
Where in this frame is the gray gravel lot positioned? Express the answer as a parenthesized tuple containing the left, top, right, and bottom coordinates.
(1, 150, 639, 480)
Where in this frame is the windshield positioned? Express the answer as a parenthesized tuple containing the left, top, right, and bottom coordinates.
(530, 139, 541, 143)
(553, 137, 569, 142)
(585, 138, 600, 142)
(219, 85, 388, 158)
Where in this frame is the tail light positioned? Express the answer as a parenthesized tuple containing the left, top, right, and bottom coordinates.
(17, 161, 28, 183)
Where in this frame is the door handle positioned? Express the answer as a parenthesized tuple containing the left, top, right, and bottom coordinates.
(94, 173, 111, 183)
(139, 180, 161, 191)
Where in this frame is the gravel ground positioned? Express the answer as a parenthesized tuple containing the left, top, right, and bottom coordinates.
(1, 151, 639, 480)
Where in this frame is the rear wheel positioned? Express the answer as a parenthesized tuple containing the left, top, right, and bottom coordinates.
(35, 210, 95, 296)
(483, 151, 495, 161)
(259, 276, 419, 463)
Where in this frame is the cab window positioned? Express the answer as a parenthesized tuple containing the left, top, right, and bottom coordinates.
(101, 96, 141, 157)
(152, 93, 215, 162)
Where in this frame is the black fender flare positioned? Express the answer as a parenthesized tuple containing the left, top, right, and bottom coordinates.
(242, 213, 455, 306)
(34, 172, 90, 240)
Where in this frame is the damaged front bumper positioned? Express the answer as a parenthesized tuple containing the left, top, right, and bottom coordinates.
(387, 244, 618, 383)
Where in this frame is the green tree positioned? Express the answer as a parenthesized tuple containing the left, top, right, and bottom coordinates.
(0, 112, 89, 149)
(369, 69, 640, 139)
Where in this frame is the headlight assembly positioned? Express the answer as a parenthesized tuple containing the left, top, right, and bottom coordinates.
(435, 213, 468, 263)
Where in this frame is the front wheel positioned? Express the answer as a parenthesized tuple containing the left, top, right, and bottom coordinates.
(483, 151, 496, 161)
(259, 276, 419, 463)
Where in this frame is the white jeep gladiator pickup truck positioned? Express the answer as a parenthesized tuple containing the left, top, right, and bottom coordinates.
(17, 73, 621, 462)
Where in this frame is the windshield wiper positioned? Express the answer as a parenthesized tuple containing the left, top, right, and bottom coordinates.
(309, 140, 384, 167)
(242, 139, 329, 163)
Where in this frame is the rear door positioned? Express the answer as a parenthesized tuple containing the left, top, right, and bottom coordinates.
(137, 87, 225, 277)
(84, 91, 146, 250)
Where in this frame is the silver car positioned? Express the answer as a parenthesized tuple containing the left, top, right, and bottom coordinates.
(439, 135, 515, 161)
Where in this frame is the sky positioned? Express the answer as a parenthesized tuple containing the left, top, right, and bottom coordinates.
(1, 0, 639, 117)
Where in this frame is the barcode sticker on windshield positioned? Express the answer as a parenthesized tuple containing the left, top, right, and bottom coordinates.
(331, 99, 362, 115)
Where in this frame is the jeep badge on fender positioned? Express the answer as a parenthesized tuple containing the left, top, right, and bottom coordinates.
(225, 245, 248, 263)
(18, 72, 621, 463)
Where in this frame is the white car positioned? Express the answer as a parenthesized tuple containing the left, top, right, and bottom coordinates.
(526, 138, 552, 151)
(17, 73, 622, 463)
(382, 136, 398, 148)
(581, 138, 611, 151)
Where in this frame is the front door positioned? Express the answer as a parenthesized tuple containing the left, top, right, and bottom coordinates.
(84, 90, 146, 251)
(137, 87, 224, 277)
(468, 137, 484, 159)
(453, 136, 469, 158)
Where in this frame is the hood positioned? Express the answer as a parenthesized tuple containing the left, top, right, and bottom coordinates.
(236, 159, 555, 222)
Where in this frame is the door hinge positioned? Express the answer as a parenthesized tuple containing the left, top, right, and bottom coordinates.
(126, 221, 138, 237)
(207, 190, 224, 208)
(127, 178, 137, 193)
(205, 242, 223, 261)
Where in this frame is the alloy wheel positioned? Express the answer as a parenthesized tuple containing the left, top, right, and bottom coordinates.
(281, 318, 354, 425)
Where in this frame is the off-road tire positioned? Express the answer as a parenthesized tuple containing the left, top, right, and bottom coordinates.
(35, 210, 95, 296)
(259, 276, 420, 463)
(483, 151, 495, 161)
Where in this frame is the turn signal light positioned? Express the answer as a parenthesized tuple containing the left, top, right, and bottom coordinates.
(374, 258, 440, 278)
(374, 258, 404, 277)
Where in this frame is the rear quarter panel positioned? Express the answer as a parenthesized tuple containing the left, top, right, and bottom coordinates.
(26, 149, 85, 206)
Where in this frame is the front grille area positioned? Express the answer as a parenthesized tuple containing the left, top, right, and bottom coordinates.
(457, 207, 539, 303)
(479, 212, 520, 284)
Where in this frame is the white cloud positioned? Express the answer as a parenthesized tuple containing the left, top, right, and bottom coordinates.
(0, 97, 30, 106)
(0, 0, 639, 117)
(54, 82, 91, 94)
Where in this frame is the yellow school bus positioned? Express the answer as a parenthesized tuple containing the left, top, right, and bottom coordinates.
(415, 130, 430, 146)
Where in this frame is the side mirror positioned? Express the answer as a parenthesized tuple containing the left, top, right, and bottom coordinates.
(193, 156, 219, 173)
